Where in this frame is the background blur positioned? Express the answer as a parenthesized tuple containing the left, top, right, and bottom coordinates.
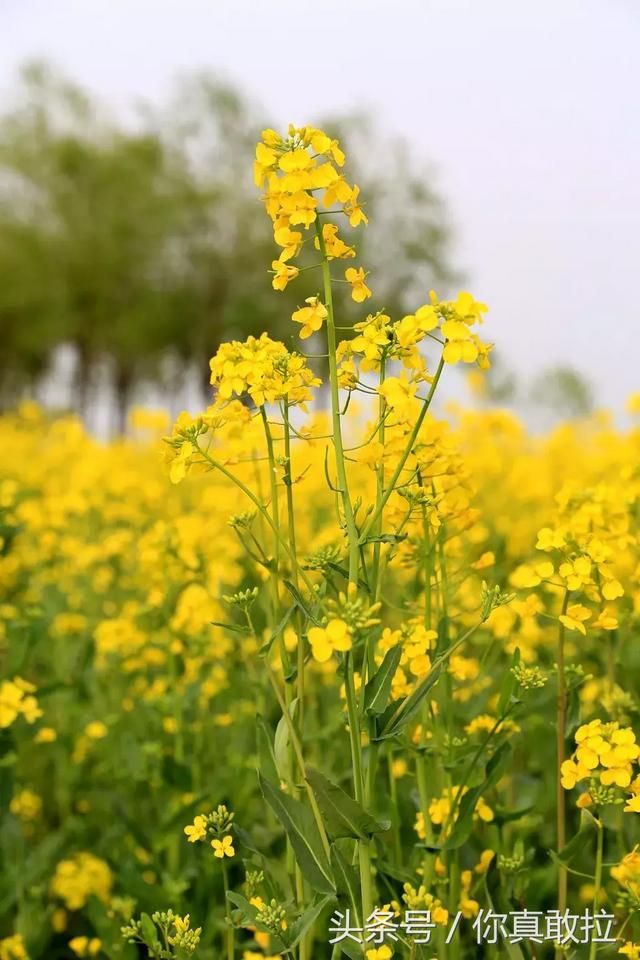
(1, 0, 638, 434)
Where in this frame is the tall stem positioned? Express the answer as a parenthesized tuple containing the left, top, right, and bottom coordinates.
(221, 859, 235, 960)
(282, 401, 309, 960)
(315, 220, 359, 585)
(344, 651, 373, 943)
(359, 355, 445, 544)
(194, 443, 320, 600)
(283, 401, 305, 731)
(556, 588, 570, 957)
(588, 819, 604, 960)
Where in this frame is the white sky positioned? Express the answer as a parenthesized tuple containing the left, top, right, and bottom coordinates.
(2, 0, 639, 413)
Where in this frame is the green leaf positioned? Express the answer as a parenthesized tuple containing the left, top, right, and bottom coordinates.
(483, 879, 526, 960)
(227, 891, 260, 925)
(377, 663, 443, 739)
(359, 533, 407, 544)
(260, 604, 296, 656)
(306, 767, 389, 840)
(443, 742, 512, 850)
(550, 817, 597, 865)
(364, 645, 402, 717)
(139, 913, 160, 950)
(209, 619, 250, 634)
(283, 580, 321, 625)
(288, 894, 335, 951)
(256, 714, 280, 784)
(497, 647, 520, 715)
(259, 774, 335, 894)
(274, 698, 299, 783)
(330, 843, 361, 912)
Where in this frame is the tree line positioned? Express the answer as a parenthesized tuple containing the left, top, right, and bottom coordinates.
(0, 62, 455, 432)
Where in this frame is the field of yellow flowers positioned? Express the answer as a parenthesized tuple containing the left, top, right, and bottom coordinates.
(2, 125, 640, 960)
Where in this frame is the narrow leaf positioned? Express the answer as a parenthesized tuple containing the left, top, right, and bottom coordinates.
(378, 663, 443, 739)
(330, 843, 361, 913)
(365, 645, 402, 716)
(443, 742, 512, 850)
(283, 580, 321, 625)
(256, 715, 279, 785)
(306, 767, 389, 840)
(259, 774, 335, 894)
(274, 699, 299, 783)
(288, 894, 335, 950)
(260, 604, 296, 656)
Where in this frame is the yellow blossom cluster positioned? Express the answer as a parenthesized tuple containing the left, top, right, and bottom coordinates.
(50, 853, 113, 911)
(0, 677, 41, 728)
(561, 720, 640, 803)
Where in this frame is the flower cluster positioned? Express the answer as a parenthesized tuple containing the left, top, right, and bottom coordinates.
(50, 853, 113, 911)
(209, 333, 321, 405)
(254, 124, 368, 300)
(561, 720, 640, 808)
(184, 804, 236, 858)
(0, 677, 41, 728)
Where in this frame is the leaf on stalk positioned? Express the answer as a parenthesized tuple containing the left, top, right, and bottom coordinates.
(288, 894, 335, 950)
(274, 698, 299, 783)
(364, 645, 402, 717)
(442, 742, 512, 850)
(330, 842, 361, 911)
(283, 580, 321, 625)
(306, 766, 390, 839)
(256, 714, 280, 784)
(259, 774, 335, 894)
(260, 604, 296, 656)
(377, 663, 443, 739)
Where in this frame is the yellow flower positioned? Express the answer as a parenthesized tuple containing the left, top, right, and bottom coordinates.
(559, 603, 591, 635)
(559, 556, 592, 591)
(366, 948, 393, 960)
(474, 849, 495, 874)
(619, 944, 640, 959)
(307, 619, 352, 662)
(315, 222, 355, 259)
(212, 834, 235, 858)
(345, 184, 368, 227)
(34, 726, 57, 743)
(10, 789, 42, 822)
(184, 815, 208, 843)
(625, 795, 640, 813)
(441, 319, 478, 364)
(560, 758, 589, 789)
(536, 527, 565, 551)
(85, 721, 108, 740)
(377, 374, 418, 421)
(626, 391, 640, 414)
(345, 266, 372, 303)
(291, 296, 328, 340)
(0, 935, 29, 960)
(271, 259, 299, 291)
(69, 937, 102, 957)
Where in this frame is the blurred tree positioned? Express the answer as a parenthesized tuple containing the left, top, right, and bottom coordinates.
(0, 63, 458, 430)
(531, 365, 594, 419)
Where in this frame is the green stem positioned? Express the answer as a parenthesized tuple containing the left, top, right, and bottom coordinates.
(267, 664, 331, 859)
(556, 587, 570, 952)
(221, 859, 235, 960)
(344, 650, 373, 945)
(359, 355, 446, 544)
(315, 220, 359, 585)
(588, 819, 604, 960)
(194, 443, 320, 601)
(282, 402, 309, 960)
(283, 401, 305, 734)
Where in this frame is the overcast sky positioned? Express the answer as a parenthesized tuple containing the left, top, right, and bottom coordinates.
(2, 0, 639, 414)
